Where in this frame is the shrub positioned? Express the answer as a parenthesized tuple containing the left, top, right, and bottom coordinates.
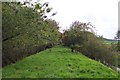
(62, 21, 117, 67)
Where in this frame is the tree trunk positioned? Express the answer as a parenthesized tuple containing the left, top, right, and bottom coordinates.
(71, 48, 74, 52)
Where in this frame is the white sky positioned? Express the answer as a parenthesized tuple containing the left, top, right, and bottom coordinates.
(39, 0, 119, 39)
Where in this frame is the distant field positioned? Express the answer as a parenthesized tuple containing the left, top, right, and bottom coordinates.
(2, 46, 118, 78)
(104, 40, 118, 45)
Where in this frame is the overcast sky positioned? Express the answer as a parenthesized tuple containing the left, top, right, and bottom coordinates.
(39, 0, 119, 39)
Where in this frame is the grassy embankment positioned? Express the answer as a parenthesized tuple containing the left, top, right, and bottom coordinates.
(2, 46, 118, 78)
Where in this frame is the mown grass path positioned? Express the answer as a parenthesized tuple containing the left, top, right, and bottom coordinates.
(2, 46, 118, 78)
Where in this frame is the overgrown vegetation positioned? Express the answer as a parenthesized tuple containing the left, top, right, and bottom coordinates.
(62, 21, 118, 68)
(2, 2, 61, 67)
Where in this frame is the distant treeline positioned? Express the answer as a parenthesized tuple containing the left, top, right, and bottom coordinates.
(104, 38, 120, 42)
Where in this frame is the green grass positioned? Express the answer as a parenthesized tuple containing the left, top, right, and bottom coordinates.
(104, 41, 118, 45)
(2, 46, 118, 78)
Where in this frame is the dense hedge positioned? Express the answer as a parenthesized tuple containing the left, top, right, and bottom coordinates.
(2, 2, 61, 67)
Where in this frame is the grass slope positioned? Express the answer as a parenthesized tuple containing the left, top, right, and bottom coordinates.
(2, 46, 118, 78)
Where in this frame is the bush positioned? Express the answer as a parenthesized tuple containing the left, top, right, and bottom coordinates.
(62, 21, 117, 67)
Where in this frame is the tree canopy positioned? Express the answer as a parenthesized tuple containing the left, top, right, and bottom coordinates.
(2, 2, 60, 67)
